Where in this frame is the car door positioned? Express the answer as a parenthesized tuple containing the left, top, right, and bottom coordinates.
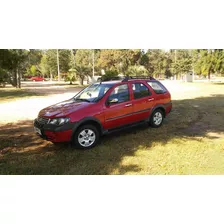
(131, 82, 155, 122)
(103, 83, 133, 130)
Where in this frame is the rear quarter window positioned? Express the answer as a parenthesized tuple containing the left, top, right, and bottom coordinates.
(147, 81, 167, 94)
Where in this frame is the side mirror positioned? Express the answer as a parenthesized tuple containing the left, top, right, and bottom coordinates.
(109, 98, 119, 104)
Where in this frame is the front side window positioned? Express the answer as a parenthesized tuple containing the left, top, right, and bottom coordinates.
(74, 83, 113, 102)
(147, 81, 167, 94)
(132, 83, 151, 99)
(108, 84, 129, 103)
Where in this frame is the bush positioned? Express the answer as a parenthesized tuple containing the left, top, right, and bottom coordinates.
(165, 69, 172, 78)
(100, 70, 119, 81)
(126, 65, 149, 76)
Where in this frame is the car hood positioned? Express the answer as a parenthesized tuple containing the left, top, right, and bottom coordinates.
(38, 99, 91, 118)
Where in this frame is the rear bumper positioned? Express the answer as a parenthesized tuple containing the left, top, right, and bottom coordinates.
(34, 119, 73, 142)
(165, 102, 172, 115)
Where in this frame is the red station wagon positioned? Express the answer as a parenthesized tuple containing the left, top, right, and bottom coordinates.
(34, 76, 172, 149)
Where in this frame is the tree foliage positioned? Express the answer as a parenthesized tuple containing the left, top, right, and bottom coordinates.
(74, 65, 91, 85)
(0, 49, 29, 87)
(127, 65, 149, 76)
(1, 49, 224, 88)
(97, 49, 141, 75)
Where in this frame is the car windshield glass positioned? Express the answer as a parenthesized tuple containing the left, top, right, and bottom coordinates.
(74, 83, 114, 102)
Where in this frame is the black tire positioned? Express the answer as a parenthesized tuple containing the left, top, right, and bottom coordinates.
(149, 109, 164, 128)
(73, 124, 100, 149)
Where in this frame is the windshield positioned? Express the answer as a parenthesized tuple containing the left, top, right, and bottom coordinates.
(74, 83, 114, 102)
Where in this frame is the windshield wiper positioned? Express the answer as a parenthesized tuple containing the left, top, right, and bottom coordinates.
(75, 98, 91, 103)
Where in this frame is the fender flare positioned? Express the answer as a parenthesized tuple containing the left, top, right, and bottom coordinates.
(70, 116, 105, 141)
(148, 104, 166, 121)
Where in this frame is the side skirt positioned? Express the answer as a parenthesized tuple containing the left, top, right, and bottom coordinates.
(103, 120, 148, 135)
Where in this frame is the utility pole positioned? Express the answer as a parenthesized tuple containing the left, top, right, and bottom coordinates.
(57, 49, 60, 81)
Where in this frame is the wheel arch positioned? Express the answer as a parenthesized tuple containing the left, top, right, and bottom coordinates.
(149, 105, 166, 120)
(70, 117, 104, 141)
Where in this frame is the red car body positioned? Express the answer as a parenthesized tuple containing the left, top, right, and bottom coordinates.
(34, 77, 172, 148)
(31, 76, 45, 81)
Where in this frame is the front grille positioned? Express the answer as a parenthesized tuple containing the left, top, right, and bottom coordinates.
(37, 117, 50, 124)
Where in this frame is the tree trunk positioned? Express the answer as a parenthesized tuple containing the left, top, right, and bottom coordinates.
(18, 69, 21, 88)
(10, 70, 16, 87)
(81, 77, 84, 85)
(16, 68, 19, 88)
(50, 69, 52, 81)
(208, 69, 211, 81)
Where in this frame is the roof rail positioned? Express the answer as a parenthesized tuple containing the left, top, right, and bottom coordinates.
(122, 76, 156, 82)
(98, 76, 157, 82)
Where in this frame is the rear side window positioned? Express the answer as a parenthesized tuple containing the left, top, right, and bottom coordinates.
(132, 83, 151, 99)
(147, 81, 167, 94)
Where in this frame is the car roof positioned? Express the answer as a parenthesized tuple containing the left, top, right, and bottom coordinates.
(95, 80, 122, 85)
(95, 76, 158, 85)
(97, 79, 157, 84)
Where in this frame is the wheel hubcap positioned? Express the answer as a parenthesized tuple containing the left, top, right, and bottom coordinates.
(153, 112, 163, 125)
(78, 129, 96, 147)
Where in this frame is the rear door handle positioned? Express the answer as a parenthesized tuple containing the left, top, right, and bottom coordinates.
(125, 103, 132, 107)
(148, 98, 154, 102)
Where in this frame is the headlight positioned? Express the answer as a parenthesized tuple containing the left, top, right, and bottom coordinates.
(49, 117, 70, 125)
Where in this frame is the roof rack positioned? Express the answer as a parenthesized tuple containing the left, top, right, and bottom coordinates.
(122, 76, 156, 82)
(98, 76, 157, 83)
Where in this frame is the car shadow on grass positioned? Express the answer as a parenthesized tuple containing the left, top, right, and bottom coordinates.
(0, 95, 224, 175)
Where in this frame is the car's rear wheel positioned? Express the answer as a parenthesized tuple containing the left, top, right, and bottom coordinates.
(73, 124, 100, 149)
(150, 109, 164, 128)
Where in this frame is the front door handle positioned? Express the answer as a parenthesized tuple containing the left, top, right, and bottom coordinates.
(125, 103, 132, 107)
(148, 98, 154, 102)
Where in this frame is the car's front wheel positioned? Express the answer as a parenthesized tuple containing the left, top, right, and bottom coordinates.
(150, 109, 164, 128)
(73, 124, 100, 149)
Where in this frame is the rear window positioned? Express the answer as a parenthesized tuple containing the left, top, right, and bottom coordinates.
(147, 81, 167, 94)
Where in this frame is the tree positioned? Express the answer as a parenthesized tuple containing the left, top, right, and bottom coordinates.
(23, 49, 43, 78)
(127, 65, 149, 76)
(58, 49, 70, 73)
(193, 50, 217, 79)
(65, 68, 76, 84)
(74, 50, 93, 83)
(39, 54, 50, 78)
(40, 49, 71, 80)
(30, 65, 37, 76)
(215, 49, 224, 75)
(0, 49, 29, 88)
(65, 50, 77, 84)
(140, 50, 168, 78)
(74, 65, 91, 85)
(0, 67, 8, 87)
(97, 49, 142, 75)
(171, 50, 192, 79)
(45, 49, 58, 78)
(75, 49, 92, 67)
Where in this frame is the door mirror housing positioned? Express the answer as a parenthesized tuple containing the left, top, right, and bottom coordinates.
(108, 98, 119, 104)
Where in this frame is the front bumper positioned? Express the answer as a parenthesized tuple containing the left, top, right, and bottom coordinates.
(34, 118, 73, 142)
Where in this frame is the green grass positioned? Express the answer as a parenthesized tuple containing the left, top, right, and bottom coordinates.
(0, 82, 224, 174)
(0, 88, 44, 103)
(0, 85, 86, 103)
